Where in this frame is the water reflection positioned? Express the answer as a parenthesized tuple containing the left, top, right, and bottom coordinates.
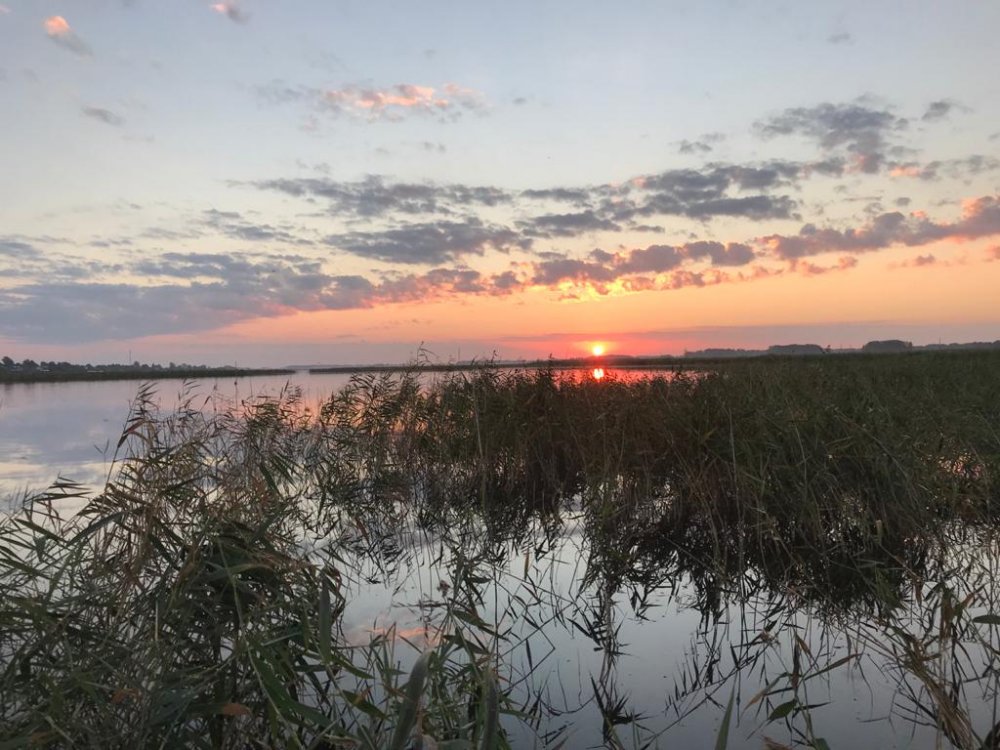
(2, 365, 998, 748)
(592, 367, 606, 380)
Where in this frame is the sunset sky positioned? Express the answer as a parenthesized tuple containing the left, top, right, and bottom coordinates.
(1, 0, 999, 366)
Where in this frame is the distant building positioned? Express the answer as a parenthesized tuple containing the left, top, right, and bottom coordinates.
(862, 339, 913, 353)
(767, 344, 825, 356)
(684, 348, 762, 358)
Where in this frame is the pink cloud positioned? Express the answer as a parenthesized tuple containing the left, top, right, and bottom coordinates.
(889, 164, 924, 178)
(790, 255, 859, 276)
(760, 194, 1000, 260)
(44, 15, 71, 36)
(0, 5, 11, 15)
(321, 83, 485, 120)
(43, 16, 91, 55)
(210, 1, 249, 24)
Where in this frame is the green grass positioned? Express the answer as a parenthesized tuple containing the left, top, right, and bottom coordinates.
(1, 351, 999, 747)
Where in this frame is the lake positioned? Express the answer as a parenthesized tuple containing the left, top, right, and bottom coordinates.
(0, 372, 369, 501)
(1, 358, 998, 748)
(0, 367, 662, 500)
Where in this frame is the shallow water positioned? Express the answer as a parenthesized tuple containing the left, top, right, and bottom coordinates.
(333, 512, 1000, 748)
(0, 373, 354, 497)
(3, 366, 998, 747)
(0, 368, 666, 499)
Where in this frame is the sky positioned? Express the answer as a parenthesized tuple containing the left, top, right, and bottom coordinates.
(1, 0, 999, 366)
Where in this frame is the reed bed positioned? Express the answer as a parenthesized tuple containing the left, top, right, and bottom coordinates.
(1, 351, 999, 748)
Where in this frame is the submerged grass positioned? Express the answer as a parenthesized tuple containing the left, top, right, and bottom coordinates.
(0, 350, 999, 747)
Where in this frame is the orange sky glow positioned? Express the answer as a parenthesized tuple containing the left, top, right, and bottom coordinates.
(2, 2, 999, 365)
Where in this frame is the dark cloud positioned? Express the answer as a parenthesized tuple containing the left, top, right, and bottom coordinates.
(81, 106, 125, 127)
(678, 139, 712, 155)
(530, 257, 619, 286)
(517, 211, 621, 238)
(616, 245, 685, 274)
(678, 132, 725, 154)
(683, 195, 798, 220)
(0, 251, 373, 343)
(252, 176, 511, 219)
(921, 100, 954, 122)
(201, 208, 313, 244)
(520, 187, 592, 204)
(0, 239, 40, 260)
(684, 241, 756, 266)
(326, 219, 530, 264)
(756, 101, 907, 172)
(827, 32, 852, 44)
(627, 163, 801, 220)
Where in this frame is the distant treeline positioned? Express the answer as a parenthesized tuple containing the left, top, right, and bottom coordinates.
(684, 339, 1000, 359)
(0, 356, 291, 383)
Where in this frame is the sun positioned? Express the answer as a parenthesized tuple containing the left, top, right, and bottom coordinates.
(591, 343, 605, 356)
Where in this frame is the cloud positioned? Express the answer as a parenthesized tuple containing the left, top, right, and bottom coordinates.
(827, 32, 852, 44)
(251, 176, 511, 219)
(201, 208, 314, 244)
(756, 101, 907, 173)
(523, 240, 758, 292)
(517, 210, 621, 238)
(322, 83, 485, 120)
(326, 219, 530, 264)
(81, 106, 125, 127)
(0, 5, 10, 15)
(624, 163, 802, 220)
(43, 16, 92, 56)
(901, 253, 936, 267)
(790, 256, 859, 275)
(678, 133, 725, 155)
(520, 187, 592, 204)
(921, 100, 955, 122)
(6, 194, 997, 344)
(210, 1, 249, 24)
(0, 239, 40, 260)
(760, 193, 1000, 259)
(889, 155, 1000, 182)
(260, 81, 486, 122)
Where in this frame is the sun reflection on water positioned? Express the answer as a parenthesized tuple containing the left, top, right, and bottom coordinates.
(591, 367, 605, 380)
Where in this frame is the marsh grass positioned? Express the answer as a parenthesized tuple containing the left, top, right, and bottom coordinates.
(1, 350, 999, 747)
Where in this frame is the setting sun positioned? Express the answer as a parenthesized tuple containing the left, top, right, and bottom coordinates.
(591, 344, 605, 356)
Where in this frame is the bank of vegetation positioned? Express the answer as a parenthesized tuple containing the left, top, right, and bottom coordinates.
(0, 357, 292, 384)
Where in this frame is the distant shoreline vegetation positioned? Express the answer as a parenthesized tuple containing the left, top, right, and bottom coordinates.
(307, 338, 1000, 373)
(0, 357, 292, 384)
(2, 338, 999, 382)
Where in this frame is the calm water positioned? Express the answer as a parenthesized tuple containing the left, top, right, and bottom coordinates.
(2, 369, 995, 748)
(0, 367, 664, 499)
(0, 372, 354, 498)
